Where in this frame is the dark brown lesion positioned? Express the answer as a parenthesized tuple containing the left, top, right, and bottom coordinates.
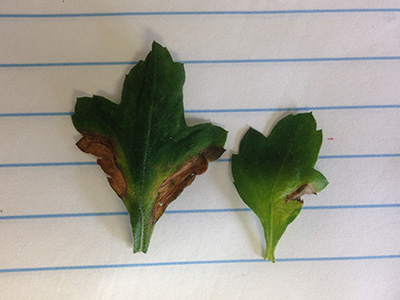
(285, 183, 317, 203)
(201, 146, 226, 162)
(152, 147, 225, 223)
(76, 132, 127, 197)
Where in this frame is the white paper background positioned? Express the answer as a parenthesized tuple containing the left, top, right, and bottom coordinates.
(1, 2, 399, 299)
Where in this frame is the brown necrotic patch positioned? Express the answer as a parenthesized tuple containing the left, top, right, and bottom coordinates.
(152, 147, 225, 223)
(76, 132, 127, 197)
(285, 183, 317, 203)
(201, 146, 226, 162)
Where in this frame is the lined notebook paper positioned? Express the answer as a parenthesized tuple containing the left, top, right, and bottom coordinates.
(1, 1, 400, 299)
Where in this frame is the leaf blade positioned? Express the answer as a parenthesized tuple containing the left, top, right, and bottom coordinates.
(72, 41, 227, 253)
(232, 112, 328, 262)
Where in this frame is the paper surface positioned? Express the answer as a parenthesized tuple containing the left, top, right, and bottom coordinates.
(1, 1, 400, 299)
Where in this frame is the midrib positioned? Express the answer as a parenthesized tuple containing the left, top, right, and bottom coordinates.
(138, 54, 157, 250)
(267, 123, 304, 252)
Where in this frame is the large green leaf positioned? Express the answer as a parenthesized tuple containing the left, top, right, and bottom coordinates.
(231, 113, 328, 262)
(72, 42, 227, 253)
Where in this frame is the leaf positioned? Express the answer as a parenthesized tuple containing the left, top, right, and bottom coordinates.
(231, 113, 328, 262)
(72, 42, 227, 253)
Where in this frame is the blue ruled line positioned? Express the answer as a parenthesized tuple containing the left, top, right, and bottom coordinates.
(302, 204, 400, 210)
(0, 112, 73, 117)
(0, 153, 398, 169)
(216, 154, 400, 160)
(0, 212, 128, 220)
(184, 56, 400, 64)
(1, 56, 400, 68)
(1, 204, 399, 221)
(1, 8, 400, 18)
(184, 104, 400, 113)
(166, 208, 251, 214)
(1, 255, 399, 273)
(0, 61, 134, 68)
(0, 162, 96, 168)
(319, 153, 400, 159)
(1, 104, 399, 118)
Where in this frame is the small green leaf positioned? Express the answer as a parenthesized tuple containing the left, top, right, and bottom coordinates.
(72, 42, 227, 253)
(231, 113, 328, 262)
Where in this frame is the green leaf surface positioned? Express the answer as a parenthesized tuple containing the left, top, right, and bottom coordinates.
(72, 42, 227, 253)
(231, 113, 328, 262)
